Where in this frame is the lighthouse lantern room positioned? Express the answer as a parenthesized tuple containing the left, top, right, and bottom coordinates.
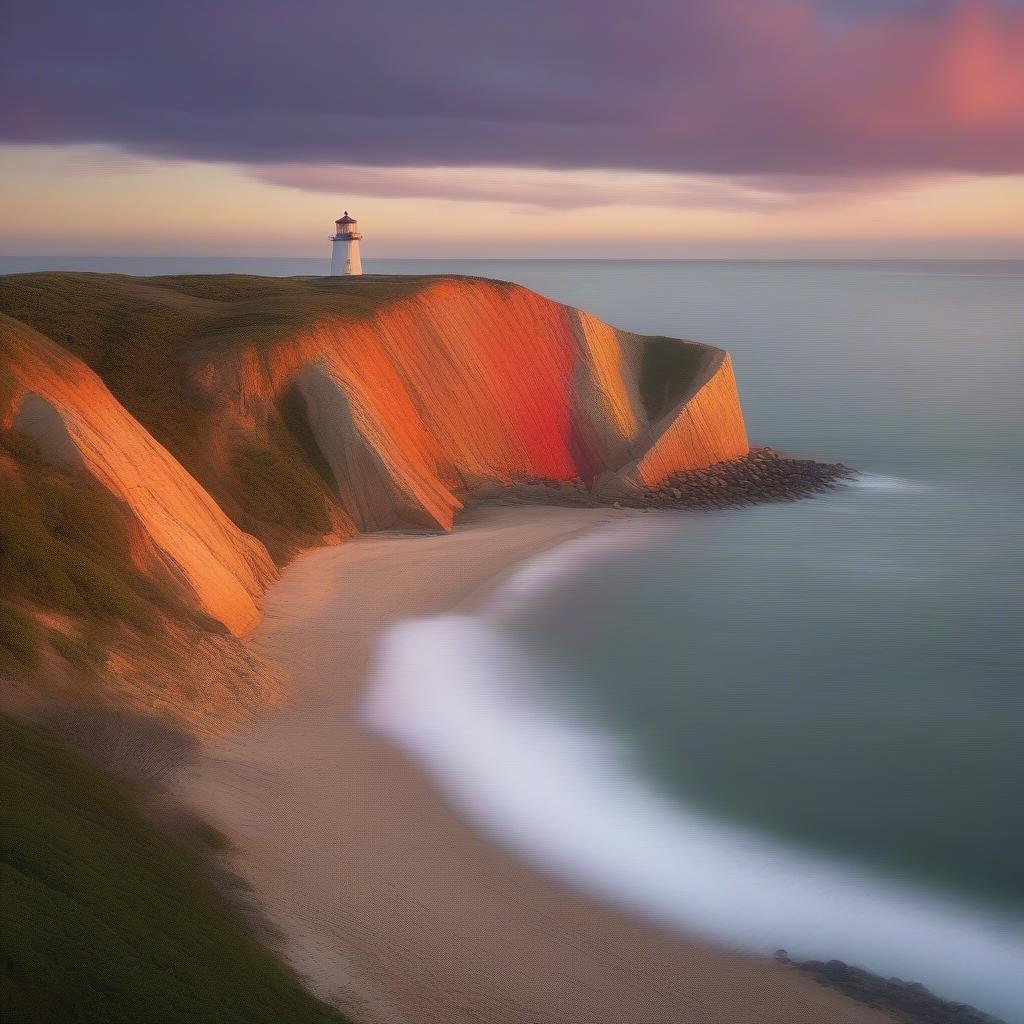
(329, 211, 363, 276)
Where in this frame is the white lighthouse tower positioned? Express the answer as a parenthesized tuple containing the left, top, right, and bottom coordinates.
(329, 211, 363, 276)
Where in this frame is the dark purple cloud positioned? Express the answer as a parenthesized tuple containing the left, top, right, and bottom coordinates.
(1, 0, 1022, 178)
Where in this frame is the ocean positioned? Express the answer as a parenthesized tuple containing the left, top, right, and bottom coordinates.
(8, 256, 1024, 1017)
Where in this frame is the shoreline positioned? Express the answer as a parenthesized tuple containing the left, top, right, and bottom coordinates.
(174, 504, 893, 1024)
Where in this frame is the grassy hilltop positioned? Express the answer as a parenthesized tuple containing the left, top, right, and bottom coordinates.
(1, 272, 439, 474)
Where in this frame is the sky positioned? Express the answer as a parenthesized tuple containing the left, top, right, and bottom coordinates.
(1, 0, 1022, 258)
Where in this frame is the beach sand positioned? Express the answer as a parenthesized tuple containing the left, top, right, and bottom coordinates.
(175, 504, 894, 1024)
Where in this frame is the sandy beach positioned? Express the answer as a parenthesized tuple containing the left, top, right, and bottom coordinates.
(175, 504, 893, 1024)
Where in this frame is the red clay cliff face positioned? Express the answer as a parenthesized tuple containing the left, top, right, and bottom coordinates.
(190, 278, 749, 532)
(0, 275, 749, 633)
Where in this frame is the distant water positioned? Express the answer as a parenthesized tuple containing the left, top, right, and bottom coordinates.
(8, 256, 1023, 1017)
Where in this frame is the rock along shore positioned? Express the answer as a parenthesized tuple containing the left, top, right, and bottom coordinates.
(473, 446, 856, 512)
(629, 445, 855, 510)
(777, 952, 1006, 1024)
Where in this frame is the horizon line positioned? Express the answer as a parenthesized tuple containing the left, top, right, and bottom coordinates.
(3, 255, 1023, 265)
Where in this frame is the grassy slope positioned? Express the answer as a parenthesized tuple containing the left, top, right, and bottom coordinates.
(0, 432, 219, 677)
(0, 715, 346, 1024)
(0, 272, 439, 467)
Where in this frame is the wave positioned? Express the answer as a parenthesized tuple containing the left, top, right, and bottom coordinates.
(847, 472, 930, 493)
(361, 533, 1024, 1021)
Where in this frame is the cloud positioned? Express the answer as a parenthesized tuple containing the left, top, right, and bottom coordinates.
(250, 163, 802, 211)
(1, 0, 1022, 181)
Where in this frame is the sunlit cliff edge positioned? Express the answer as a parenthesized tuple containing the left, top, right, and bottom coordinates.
(0, 272, 747, 725)
(2, 317, 276, 635)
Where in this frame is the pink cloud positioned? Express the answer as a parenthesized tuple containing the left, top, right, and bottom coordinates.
(2, 1, 1021, 178)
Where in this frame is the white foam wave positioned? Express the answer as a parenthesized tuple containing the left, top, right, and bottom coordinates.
(847, 472, 930, 493)
(362, 613, 1024, 1021)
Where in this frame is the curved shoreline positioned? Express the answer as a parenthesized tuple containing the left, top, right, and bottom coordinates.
(174, 504, 893, 1024)
(365, 586, 1019, 1021)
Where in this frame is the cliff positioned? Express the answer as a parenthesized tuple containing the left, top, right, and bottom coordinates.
(0, 272, 748, 717)
(185, 277, 748, 530)
(1, 315, 276, 635)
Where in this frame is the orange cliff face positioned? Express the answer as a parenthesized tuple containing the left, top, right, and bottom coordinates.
(0, 274, 749, 634)
(190, 277, 749, 532)
(606, 350, 749, 495)
(1, 315, 277, 636)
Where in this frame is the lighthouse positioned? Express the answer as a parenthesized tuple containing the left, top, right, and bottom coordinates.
(329, 211, 363, 276)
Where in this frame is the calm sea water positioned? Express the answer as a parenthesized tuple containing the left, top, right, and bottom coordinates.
(8, 256, 1023, 1016)
(371, 260, 1024, 1019)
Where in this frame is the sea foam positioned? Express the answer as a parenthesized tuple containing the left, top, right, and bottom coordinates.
(847, 472, 930, 492)
(361, 531, 1024, 1021)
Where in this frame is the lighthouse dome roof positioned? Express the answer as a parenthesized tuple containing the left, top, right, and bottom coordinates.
(336, 211, 357, 224)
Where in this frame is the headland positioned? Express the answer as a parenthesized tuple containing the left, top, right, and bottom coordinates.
(1, 272, 876, 1023)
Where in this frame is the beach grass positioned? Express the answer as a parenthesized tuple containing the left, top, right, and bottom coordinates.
(0, 714, 346, 1024)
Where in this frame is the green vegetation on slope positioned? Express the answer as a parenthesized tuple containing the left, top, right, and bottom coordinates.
(639, 335, 718, 423)
(229, 418, 334, 562)
(0, 601, 39, 676)
(0, 432, 214, 675)
(0, 272, 437, 468)
(0, 275, 211, 479)
(0, 715, 346, 1024)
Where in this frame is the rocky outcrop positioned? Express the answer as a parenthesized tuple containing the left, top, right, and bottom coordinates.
(0, 274, 750, 633)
